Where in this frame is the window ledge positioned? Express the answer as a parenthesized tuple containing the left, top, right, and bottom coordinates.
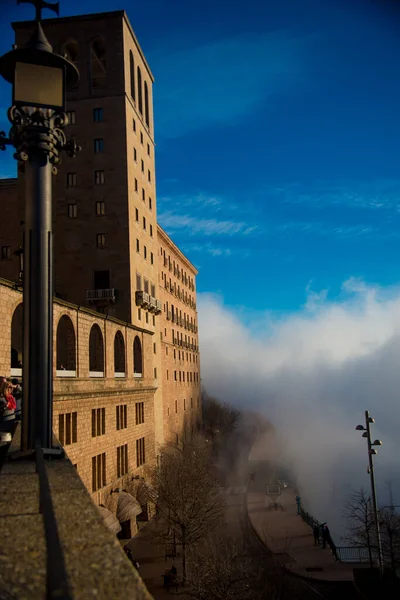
(89, 371, 104, 378)
(56, 370, 77, 378)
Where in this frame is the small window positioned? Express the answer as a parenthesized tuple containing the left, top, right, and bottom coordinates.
(141, 159, 144, 172)
(135, 178, 138, 192)
(148, 170, 151, 182)
(150, 252, 154, 265)
(154, 367, 157, 378)
(144, 279, 149, 293)
(117, 444, 128, 477)
(94, 138, 104, 152)
(150, 224, 153, 237)
(153, 315, 155, 326)
(135, 402, 144, 425)
(136, 239, 140, 252)
(93, 108, 103, 122)
(136, 272, 141, 290)
(133, 147, 137, 161)
(92, 452, 106, 492)
(96, 233, 106, 249)
(153, 343, 156, 354)
(144, 246, 147, 259)
(136, 437, 145, 467)
(67, 173, 76, 187)
(95, 170, 105, 185)
(151, 284, 155, 296)
(142, 188, 145, 201)
(68, 203, 77, 218)
(147, 143, 150, 156)
(175, 400, 178, 413)
(67, 110, 76, 125)
(133, 118, 136, 132)
(140, 132, 143, 144)
(1, 246, 10, 260)
(138, 308, 141, 320)
(91, 408, 106, 437)
(143, 216, 146, 230)
(135, 208, 139, 221)
(149, 197, 152, 210)
(96, 201, 105, 216)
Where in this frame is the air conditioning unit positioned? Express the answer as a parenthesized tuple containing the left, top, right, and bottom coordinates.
(135, 291, 150, 308)
(155, 299, 162, 314)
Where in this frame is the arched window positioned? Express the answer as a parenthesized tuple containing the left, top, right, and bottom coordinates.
(144, 81, 150, 127)
(129, 50, 135, 101)
(133, 336, 143, 376)
(56, 315, 76, 373)
(11, 303, 23, 372)
(137, 66, 143, 114)
(90, 37, 107, 88)
(89, 324, 104, 374)
(61, 39, 79, 64)
(114, 331, 126, 376)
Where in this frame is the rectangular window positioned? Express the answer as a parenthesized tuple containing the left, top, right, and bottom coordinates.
(151, 283, 155, 297)
(136, 239, 140, 252)
(153, 343, 156, 354)
(92, 452, 106, 492)
(135, 402, 144, 425)
(135, 178, 138, 192)
(148, 170, 151, 182)
(133, 147, 137, 161)
(94, 138, 104, 152)
(93, 108, 103, 122)
(143, 216, 146, 230)
(144, 246, 147, 259)
(150, 252, 154, 265)
(91, 408, 106, 437)
(95, 170, 105, 185)
(146, 312, 149, 324)
(144, 279, 149, 293)
(96, 201, 105, 216)
(184, 399, 186, 411)
(153, 315, 155, 326)
(141, 159, 144, 172)
(154, 367, 157, 378)
(116, 404, 127, 430)
(147, 143, 150, 156)
(136, 272, 141, 291)
(58, 412, 78, 446)
(150, 224, 153, 237)
(136, 437, 145, 467)
(67, 110, 76, 124)
(0, 246, 10, 260)
(133, 118, 136, 132)
(140, 132, 144, 144)
(174, 370, 177, 381)
(96, 233, 106, 249)
(94, 270, 110, 289)
(149, 197, 152, 210)
(138, 308, 141, 320)
(135, 207, 139, 221)
(117, 444, 128, 477)
(142, 188, 145, 201)
(175, 400, 178, 413)
(67, 172, 76, 187)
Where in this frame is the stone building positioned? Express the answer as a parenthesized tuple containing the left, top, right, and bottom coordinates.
(0, 9, 201, 518)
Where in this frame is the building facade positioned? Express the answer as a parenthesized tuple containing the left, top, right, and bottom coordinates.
(0, 10, 201, 514)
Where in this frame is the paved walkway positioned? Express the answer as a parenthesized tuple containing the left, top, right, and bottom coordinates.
(247, 429, 362, 582)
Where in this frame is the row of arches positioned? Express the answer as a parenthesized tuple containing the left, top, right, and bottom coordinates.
(11, 306, 143, 377)
(129, 51, 150, 127)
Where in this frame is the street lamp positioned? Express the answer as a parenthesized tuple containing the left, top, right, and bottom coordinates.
(0, 0, 80, 454)
(356, 411, 383, 573)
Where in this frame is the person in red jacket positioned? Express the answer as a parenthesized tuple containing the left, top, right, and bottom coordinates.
(0, 380, 16, 432)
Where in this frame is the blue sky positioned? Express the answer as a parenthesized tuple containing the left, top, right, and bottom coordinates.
(2, 0, 400, 314)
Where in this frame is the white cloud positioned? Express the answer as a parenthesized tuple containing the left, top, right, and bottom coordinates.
(158, 211, 256, 237)
(198, 281, 400, 538)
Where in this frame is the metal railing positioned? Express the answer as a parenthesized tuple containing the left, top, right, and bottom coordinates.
(335, 546, 378, 564)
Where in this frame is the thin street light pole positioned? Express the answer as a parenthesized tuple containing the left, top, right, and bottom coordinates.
(365, 410, 383, 573)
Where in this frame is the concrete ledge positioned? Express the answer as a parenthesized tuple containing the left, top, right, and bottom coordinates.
(0, 426, 153, 599)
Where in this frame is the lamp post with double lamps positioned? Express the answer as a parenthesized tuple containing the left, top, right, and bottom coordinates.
(0, 0, 80, 454)
(356, 411, 384, 573)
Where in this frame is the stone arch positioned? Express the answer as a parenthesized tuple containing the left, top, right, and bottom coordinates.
(90, 36, 107, 88)
(11, 303, 23, 369)
(89, 323, 104, 373)
(56, 315, 76, 371)
(129, 50, 135, 101)
(144, 81, 150, 127)
(114, 330, 125, 374)
(133, 336, 143, 375)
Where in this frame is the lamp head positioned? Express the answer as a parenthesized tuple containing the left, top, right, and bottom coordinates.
(362, 432, 368, 438)
(372, 440, 383, 446)
(367, 417, 375, 424)
(369, 449, 378, 455)
(356, 425, 365, 431)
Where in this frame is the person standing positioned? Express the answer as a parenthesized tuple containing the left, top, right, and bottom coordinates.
(321, 523, 329, 549)
(0, 381, 16, 432)
(295, 495, 301, 515)
(313, 523, 320, 545)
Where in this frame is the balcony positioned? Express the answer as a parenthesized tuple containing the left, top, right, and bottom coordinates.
(135, 290, 150, 308)
(148, 296, 157, 313)
(155, 299, 162, 314)
(87, 288, 116, 303)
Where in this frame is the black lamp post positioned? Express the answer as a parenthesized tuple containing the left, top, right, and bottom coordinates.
(0, 0, 80, 454)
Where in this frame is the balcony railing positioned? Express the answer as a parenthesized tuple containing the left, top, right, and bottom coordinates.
(87, 288, 116, 303)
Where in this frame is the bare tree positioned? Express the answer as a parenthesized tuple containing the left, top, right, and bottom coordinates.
(380, 508, 400, 572)
(202, 393, 242, 440)
(149, 435, 225, 582)
(343, 488, 377, 568)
